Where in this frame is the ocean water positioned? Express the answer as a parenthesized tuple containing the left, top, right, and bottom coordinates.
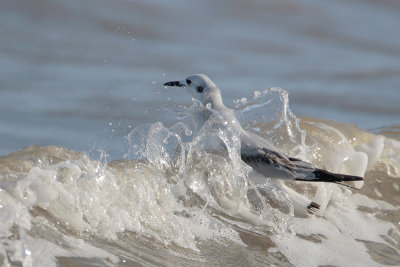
(1, 0, 400, 266)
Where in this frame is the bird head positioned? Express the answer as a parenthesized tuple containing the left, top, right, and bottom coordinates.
(164, 74, 222, 106)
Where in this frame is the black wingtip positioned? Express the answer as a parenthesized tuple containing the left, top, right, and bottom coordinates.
(347, 175, 364, 181)
(313, 169, 364, 183)
(295, 169, 364, 190)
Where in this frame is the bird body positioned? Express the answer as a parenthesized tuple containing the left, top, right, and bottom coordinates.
(164, 74, 364, 187)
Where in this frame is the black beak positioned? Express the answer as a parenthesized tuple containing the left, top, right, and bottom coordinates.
(163, 81, 185, 87)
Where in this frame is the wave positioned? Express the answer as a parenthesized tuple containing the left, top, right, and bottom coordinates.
(1, 88, 399, 266)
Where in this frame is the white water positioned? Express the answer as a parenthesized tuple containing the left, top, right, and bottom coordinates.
(1, 88, 399, 266)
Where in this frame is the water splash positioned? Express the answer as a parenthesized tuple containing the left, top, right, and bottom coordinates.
(235, 88, 307, 159)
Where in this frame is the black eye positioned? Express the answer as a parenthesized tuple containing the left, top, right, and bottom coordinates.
(186, 79, 191, 85)
(196, 86, 204, 93)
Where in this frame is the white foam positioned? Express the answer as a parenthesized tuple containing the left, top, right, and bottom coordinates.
(355, 135, 385, 169)
(0, 189, 31, 233)
(274, 196, 394, 266)
(380, 137, 400, 177)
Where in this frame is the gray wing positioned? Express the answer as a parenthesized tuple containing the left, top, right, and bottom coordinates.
(241, 147, 316, 180)
(239, 131, 363, 185)
(240, 131, 315, 180)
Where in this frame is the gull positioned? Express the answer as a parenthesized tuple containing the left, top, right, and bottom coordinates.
(164, 74, 363, 214)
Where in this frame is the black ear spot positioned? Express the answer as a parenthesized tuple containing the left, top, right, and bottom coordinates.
(196, 86, 204, 93)
(186, 79, 191, 85)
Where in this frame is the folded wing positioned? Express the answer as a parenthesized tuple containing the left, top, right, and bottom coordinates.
(241, 146, 363, 185)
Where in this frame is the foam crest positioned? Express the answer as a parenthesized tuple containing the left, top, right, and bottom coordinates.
(1, 149, 204, 252)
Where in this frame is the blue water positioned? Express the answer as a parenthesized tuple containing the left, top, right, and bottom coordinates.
(1, 0, 399, 158)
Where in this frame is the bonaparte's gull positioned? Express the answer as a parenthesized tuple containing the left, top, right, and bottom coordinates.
(164, 74, 363, 214)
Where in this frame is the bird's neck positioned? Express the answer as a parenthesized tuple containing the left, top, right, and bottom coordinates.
(207, 86, 224, 109)
(210, 94, 224, 110)
(209, 95, 244, 133)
